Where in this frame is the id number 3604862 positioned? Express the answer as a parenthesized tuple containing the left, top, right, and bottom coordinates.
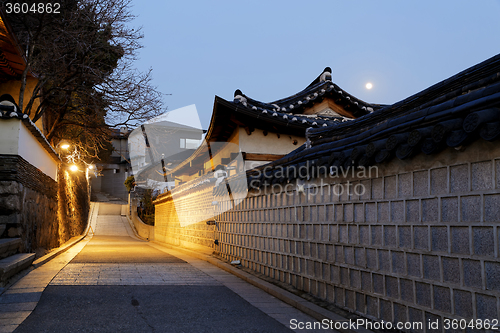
(443, 319, 499, 330)
(3, 2, 60, 14)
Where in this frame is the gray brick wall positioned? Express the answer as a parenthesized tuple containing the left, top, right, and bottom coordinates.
(154, 140, 500, 332)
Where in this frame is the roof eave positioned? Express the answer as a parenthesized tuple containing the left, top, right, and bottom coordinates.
(0, 9, 37, 79)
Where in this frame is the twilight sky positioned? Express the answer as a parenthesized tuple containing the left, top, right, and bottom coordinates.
(129, 0, 500, 130)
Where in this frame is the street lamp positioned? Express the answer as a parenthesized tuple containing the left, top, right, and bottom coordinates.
(56, 140, 71, 156)
(85, 164, 96, 179)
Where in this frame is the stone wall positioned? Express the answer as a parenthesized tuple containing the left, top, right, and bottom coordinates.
(155, 180, 217, 253)
(154, 139, 500, 328)
(57, 168, 89, 246)
(0, 154, 88, 253)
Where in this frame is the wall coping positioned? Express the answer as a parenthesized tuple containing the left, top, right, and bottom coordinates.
(0, 113, 60, 180)
(0, 111, 60, 161)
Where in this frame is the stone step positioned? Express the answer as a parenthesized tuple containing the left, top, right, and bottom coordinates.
(0, 238, 21, 259)
(0, 253, 36, 283)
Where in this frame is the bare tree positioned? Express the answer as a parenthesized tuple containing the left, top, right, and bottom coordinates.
(5, 0, 164, 159)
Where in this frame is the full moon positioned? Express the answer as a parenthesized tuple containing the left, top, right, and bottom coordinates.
(365, 82, 373, 90)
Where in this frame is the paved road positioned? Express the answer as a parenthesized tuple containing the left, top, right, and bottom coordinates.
(3, 203, 335, 333)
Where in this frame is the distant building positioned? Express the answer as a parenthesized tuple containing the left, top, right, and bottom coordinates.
(91, 127, 131, 200)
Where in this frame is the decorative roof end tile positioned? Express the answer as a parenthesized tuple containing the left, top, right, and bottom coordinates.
(233, 89, 247, 105)
(319, 67, 332, 82)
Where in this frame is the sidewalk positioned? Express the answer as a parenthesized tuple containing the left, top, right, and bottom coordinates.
(0, 203, 340, 333)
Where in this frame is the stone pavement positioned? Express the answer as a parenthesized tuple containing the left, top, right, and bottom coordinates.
(0, 203, 340, 333)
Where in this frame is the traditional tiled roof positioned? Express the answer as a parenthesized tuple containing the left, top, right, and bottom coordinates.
(243, 53, 500, 188)
(0, 12, 35, 80)
(231, 67, 383, 129)
(215, 95, 328, 133)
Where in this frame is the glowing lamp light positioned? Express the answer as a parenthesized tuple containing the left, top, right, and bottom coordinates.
(69, 165, 79, 172)
(88, 165, 94, 170)
(60, 143, 70, 150)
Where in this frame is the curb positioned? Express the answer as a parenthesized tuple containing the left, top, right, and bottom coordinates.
(124, 215, 148, 242)
(32, 235, 87, 269)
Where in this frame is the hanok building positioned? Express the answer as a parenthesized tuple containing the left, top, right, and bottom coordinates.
(0, 11, 41, 129)
(167, 67, 383, 185)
